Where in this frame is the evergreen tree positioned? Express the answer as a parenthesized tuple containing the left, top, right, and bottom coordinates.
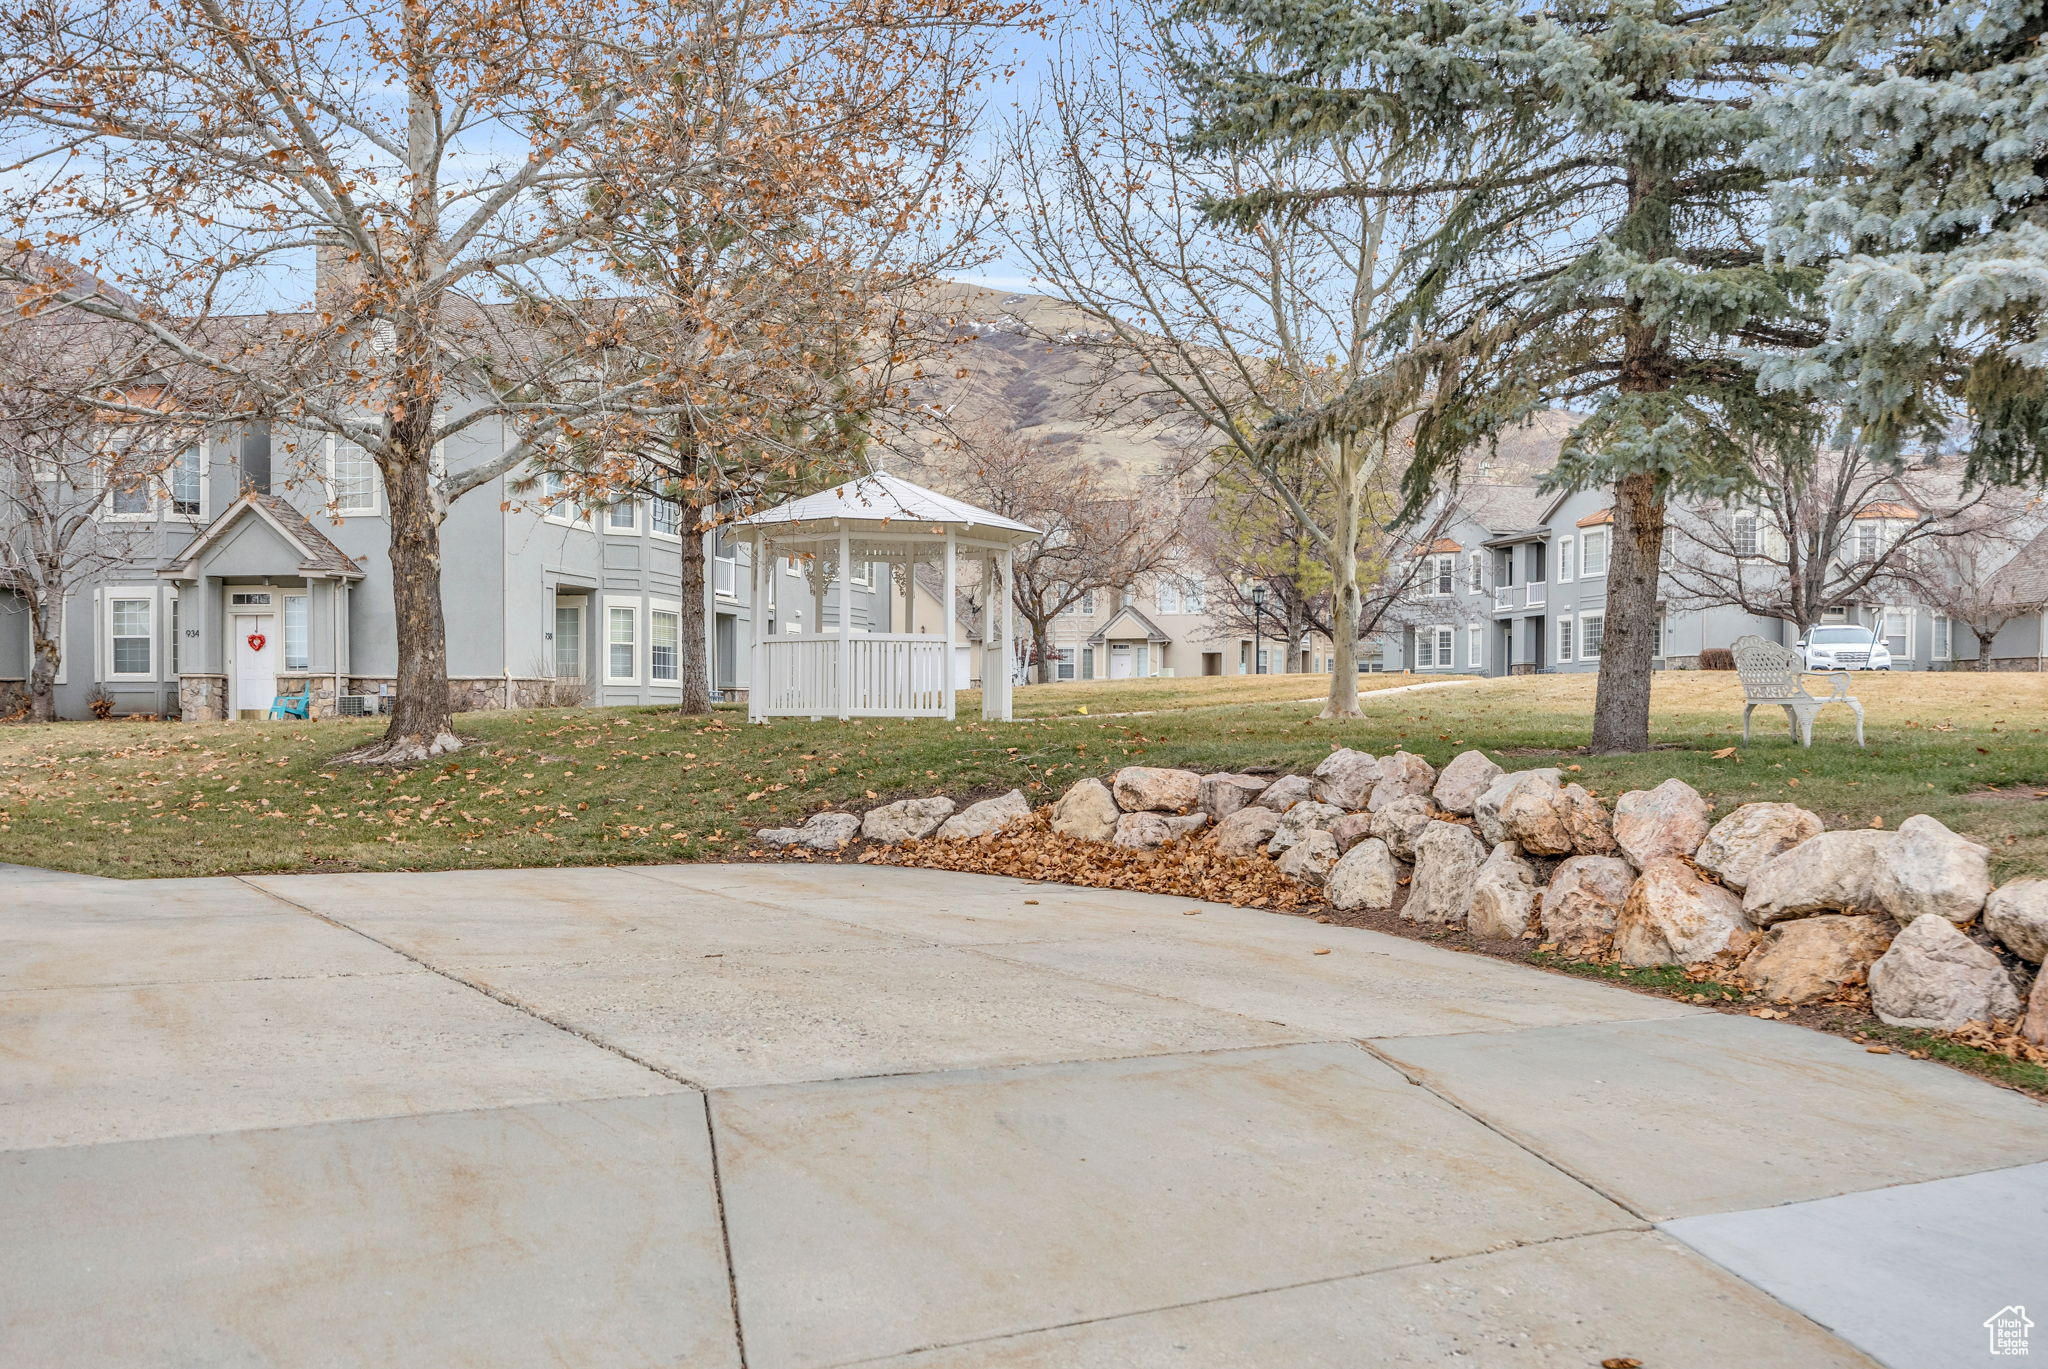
(1170, 0, 1822, 750)
(1753, 0, 2048, 481)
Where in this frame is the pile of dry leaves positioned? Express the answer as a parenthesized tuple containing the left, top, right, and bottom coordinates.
(855, 811, 1323, 912)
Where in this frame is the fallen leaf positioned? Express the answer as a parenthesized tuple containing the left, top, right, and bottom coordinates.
(1312, 947, 1331, 955)
(1183, 909, 1201, 916)
(1711, 746, 1737, 759)
(1865, 1044, 1892, 1054)
(1022, 899, 1039, 905)
(1870, 815, 1885, 828)
(1602, 1360, 1644, 1369)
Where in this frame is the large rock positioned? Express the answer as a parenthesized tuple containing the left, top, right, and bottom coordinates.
(1611, 778, 1711, 866)
(1267, 800, 1345, 856)
(937, 789, 1032, 840)
(1432, 750, 1504, 816)
(1876, 815, 1993, 926)
(1739, 914, 1895, 1005)
(757, 811, 861, 852)
(1369, 796, 1436, 861)
(1986, 880, 2048, 964)
(2022, 971, 2048, 1049)
(1490, 772, 1613, 856)
(1868, 914, 2021, 1030)
(1049, 778, 1119, 843)
(1743, 829, 1894, 924)
(1371, 799, 1436, 861)
(1474, 769, 1560, 846)
(1113, 811, 1208, 850)
(1199, 772, 1270, 822)
(1327, 838, 1398, 911)
(860, 796, 956, 844)
(1254, 775, 1315, 812)
(1468, 842, 1541, 940)
(1310, 749, 1380, 809)
(1327, 812, 1378, 854)
(1694, 802, 1823, 892)
(1405, 821, 1488, 926)
(1213, 806, 1282, 858)
(1111, 766, 1201, 814)
(1277, 829, 1341, 886)
(1615, 857, 1756, 966)
(1540, 855, 1636, 957)
(1368, 751, 1437, 813)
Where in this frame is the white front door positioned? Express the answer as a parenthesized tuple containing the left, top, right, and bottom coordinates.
(1109, 643, 1134, 679)
(231, 614, 277, 719)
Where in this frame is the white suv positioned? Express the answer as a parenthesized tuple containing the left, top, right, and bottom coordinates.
(1799, 624, 1892, 671)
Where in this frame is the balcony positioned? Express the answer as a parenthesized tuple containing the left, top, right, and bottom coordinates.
(1492, 581, 1548, 613)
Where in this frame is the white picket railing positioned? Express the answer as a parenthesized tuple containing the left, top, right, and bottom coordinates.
(757, 633, 951, 717)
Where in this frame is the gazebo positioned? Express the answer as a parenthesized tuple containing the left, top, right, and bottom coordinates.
(733, 473, 1039, 722)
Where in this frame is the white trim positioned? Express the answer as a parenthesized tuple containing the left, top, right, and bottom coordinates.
(537, 469, 590, 527)
(603, 499, 641, 535)
(1556, 614, 1574, 663)
(1580, 529, 1608, 578)
(1580, 610, 1605, 661)
(1556, 536, 1574, 583)
(650, 498, 683, 541)
(1466, 551, 1484, 593)
(648, 597, 681, 685)
(603, 596, 641, 685)
(1882, 603, 1914, 660)
(1466, 622, 1482, 668)
(326, 435, 382, 516)
(1933, 612, 1953, 662)
(104, 585, 158, 680)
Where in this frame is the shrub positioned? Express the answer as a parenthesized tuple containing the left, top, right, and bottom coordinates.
(1699, 647, 1735, 671)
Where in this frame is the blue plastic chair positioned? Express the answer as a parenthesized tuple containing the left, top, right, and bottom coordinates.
(268, 684, 312, 720)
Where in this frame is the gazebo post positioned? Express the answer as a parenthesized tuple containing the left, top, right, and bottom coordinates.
(836, 526, 853, 719)
(942, 527, 957, 718)
(748, 531, 770, 723)
(1000, 545, 1016, 720)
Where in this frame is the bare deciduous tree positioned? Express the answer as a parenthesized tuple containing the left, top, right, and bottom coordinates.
(937, 423, 1181, 683)
(1665, 438, 2016, 637)
(997, 8, 1448, 718)
(1892, 521, 2048, 669)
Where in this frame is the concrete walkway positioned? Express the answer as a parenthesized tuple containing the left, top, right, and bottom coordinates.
(3, 860, 2044, 1368)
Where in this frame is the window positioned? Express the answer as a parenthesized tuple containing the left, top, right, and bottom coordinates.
(109, 594, 154, 678)
(606, 602, 638, 683)
(1416, 625, 1454, 668)
(107, 464, 153, 517)
(1467, 623, 1482, 668)
(1430, 554, 1455, 596)
(168, 446, 202, 517)
(1733, 511, 1759, 558)
(1934, 613, 1953, 661)
(1055, 646, 1077, 681)
(1659, 611, 1675, 658)
(1581, 530, 1608, 577)
(1467, 552, 1484, 592)
(1120, 587, 1135, 608)
(169, 595, 181, 675)
(1156, 580, 1182, 615)
(1081, 646, 1095, 679)
(606, 500, 639, 532)
(1080, 590, 1097, 616)
(649, 607, 679, 682)
(1434, 625, 1455, 667)
(1855, 522, 1880, 563)
(651, 500, 681, 538)
(230, 591, 273, 607)
(1556, 536, 1574, 583)
(554, 599, 584, 680)
(282, 595, 309, 672)
(1557, 616, 1574, 662)
(1183, 577, 1206, 614)
(1580, 611, 1605, 660)
(1883, 606, 1911, 658)
(713, 535, 739, 597)
(329, 439, 378, 514)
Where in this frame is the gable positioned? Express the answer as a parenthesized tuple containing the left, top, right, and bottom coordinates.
(198, 513, 313, 578)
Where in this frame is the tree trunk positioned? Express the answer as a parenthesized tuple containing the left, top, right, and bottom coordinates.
(351, 441, 460, 763)
(675, 500, 713, 715)
(27, 590, 60, 723)
(1031, 615, 1057, 685)
(1590, 469, 1665, 753)
(1322, 463, 1362, 719)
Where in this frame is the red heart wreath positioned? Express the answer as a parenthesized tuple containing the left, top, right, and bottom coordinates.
(246, 632, 266, 652)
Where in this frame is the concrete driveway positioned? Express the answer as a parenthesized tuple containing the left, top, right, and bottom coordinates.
(3, 860, 2045, 1368)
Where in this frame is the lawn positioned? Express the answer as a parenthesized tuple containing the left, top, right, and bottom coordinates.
(5, 668, 2048, 881)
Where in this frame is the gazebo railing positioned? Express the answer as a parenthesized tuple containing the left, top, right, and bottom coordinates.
(757, 633, 951, 718)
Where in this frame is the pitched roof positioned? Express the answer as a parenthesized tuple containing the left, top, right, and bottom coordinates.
(1984, 529, 2048, 607)
(1087, 603, 1172, 644)
(160, 492, 364, 579)
(1853, 501, 1921, 520)
(1460, 481, 1552, 535)
(1576, 507, 1614, 527)
(735, 472, 1039, 541)
(1415, 538, 1463, 555)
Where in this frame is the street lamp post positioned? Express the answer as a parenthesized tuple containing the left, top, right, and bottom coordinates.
(1251, 583, 1267, 675)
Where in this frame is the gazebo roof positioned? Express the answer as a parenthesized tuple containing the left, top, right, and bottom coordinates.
(734, 472, 1039, 543)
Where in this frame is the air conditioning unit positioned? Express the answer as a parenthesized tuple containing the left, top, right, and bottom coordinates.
(337, 695, 376, 717)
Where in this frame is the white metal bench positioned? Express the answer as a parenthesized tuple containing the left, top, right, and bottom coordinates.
(1730, 634, 1865, 747)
